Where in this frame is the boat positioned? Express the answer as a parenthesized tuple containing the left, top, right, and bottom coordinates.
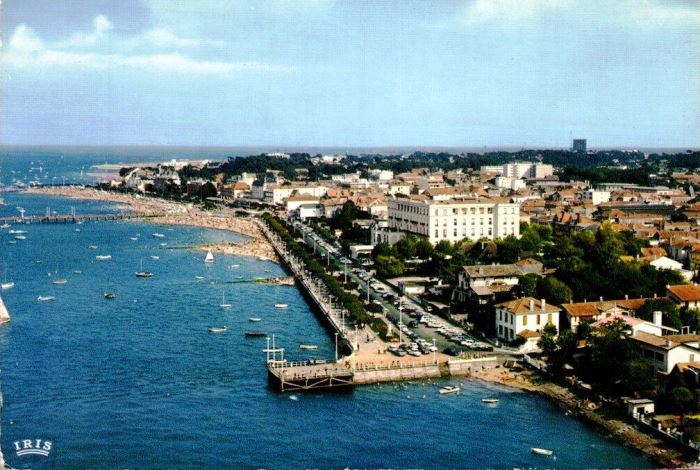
(248, 317, 262, 322)
(8, 230, 25, 235)
(95, 255, 112, 260)
(481, 398, 499, 404)
(72, 270, 82, 274)
(13, 235, 26, 240)
(244, 331, 267, 337)
(439, 385, 460, 395)
(129, 237, 139, 241)
(531, 448, 553, 456)
(229, 264, 240, 269)
(0, 223, 10, 229)
(219, 292, 232, 309)
(104, 292, 116, 300)
(150, 255, 160, 260)
(205, 250, 215, 263)
(75, 228, 81, 232)
(208, 326, 227, 333)
(274, 304, 288, 309)
(6, 241, 15, 245)
(52, 279, 68, 285)
(37, 296, 56, 302)
(89, 245, 98, 249)
(0, 283, 14, 291)
(152, 233, 165, 238)
(195, 276, 205, 280)
(135, 259, 152, 278)
(160, 242, 167, 247)
(0, 294, 10, 324)
(299, 344, 318, 350)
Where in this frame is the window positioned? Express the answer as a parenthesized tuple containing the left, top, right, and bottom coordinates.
(536, 315, 541, 325)
(479, 207, 484, 214)
(487, 208, 493, 214)
(523, 315, 528, 326)
(547, 313, 552, 324)
(470, 208, 476, 214)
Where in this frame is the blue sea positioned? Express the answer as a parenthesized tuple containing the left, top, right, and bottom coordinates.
(0, 147, 652, 469)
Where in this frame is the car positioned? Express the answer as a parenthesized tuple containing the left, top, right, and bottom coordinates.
(407, 349, 422, 357)
(442, 347, 461, 357)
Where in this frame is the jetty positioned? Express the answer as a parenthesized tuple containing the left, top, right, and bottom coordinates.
(0, 213, 161, 225)
(258, 219, 499, 393)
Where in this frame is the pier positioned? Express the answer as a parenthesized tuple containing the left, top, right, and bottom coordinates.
(0, 213, 161, 224)
(258, 218, 501, 392)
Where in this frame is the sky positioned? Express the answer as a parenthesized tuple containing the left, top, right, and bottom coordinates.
(1, 0, 698, 148)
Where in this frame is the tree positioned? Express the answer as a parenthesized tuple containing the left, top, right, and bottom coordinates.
(670, 386, 694, 421)
(623, 360, 656, 394)
(200, 182, 218, 199)
(586, 318, 632, 391)
(415, 238, 433, 260)
(372, 242, 394, 259)
(496, 236, 521, 263)
(395, 236, 417, 260)
(538, 323, 559, 356)
(375, 255, 404, 278)
(517, 274, 538, 298)
(681, 308, 700, 334)
(536, 277, 573, 305)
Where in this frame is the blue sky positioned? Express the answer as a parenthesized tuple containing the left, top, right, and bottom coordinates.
(1, 0, 698, 148)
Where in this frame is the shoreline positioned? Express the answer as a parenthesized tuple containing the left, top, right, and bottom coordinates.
(24, 187, 278, 261)
(471, 366, 693, 468)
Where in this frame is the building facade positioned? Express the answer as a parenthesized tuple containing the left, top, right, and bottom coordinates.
(387, 196, 520, 244)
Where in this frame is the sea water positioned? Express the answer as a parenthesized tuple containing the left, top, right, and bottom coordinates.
(0, 148, 651, 469)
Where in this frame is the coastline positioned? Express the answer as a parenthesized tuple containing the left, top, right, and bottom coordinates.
(25, 187, 278, 261)
(471, 366, 692, 468)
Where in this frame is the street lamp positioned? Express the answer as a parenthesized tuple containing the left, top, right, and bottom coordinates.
(398, 299, 403, 345)
(433, 338, 437, 364)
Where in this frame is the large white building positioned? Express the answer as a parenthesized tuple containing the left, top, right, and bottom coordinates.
(387, 195, 520, 244)
(480, 162, 554, 179)
(581, 188, 611, 205)
(495, 297, 561, 349)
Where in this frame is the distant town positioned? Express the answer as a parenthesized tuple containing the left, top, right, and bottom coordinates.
(73, 142, 700, 465)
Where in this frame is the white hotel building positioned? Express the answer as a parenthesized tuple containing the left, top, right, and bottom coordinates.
(387, 195, 520, 244)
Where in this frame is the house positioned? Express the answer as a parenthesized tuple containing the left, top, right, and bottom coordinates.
(455, 264, 521, 304)
(630, 332, 700, 374)
(494, 297, 561, 351)
(648, 256, 693, 280)
(285, 195, 320, 214)
(591, 311, 677, 336)
(666, 284, 700, 309)
(221, 182, 250, 201)
(559, 297, 650, 332)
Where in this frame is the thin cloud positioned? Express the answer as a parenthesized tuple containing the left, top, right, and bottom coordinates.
(4, 17, 288, 74)
(462, 0, 562, 24)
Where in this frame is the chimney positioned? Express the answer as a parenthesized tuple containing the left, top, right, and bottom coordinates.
(654, 293, 657, 299)
(625, 294, 629, 300)
(529, 299, 534, 312)
(541, 298, 546, 312)
(599, 296, 603, 302)
(653, 311, 663, 327)
(667, 339, 672, 348)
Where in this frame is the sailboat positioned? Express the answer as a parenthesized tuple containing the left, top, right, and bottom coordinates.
(205, 250, 215, 264)
(219, 292, 232, 309)
(135, 259, 152, 278)
(0, 294, 10, 324)
(1, 266, 13, 291)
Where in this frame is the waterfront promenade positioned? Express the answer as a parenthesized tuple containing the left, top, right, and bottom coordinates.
(258, 218, 499, 392)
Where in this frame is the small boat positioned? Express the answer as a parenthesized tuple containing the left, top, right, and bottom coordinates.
(52, 279, 68, 285)
(299, 344, 318, 350)
(274, 304, 288, 309)
(244, 331, 267, 337)
(104, 292, 116, 299)
(205, 250, 215, 263)
(150, 256, 160, 260)
(75, 228, 81, 232)
(95, 255, 112, 260)
(439, 385, 460, 395)
(1, 282, 14, 290)
(8, 230, 25, 234)
(0, 223, 10, 229)
(208, 326, 227, 333)
(160, 242, 167, 247)
(129, 237, 139, 241)
(72, 270, 82, 274)
(89, 245, 98, 249)
(481, 398, 499, 404)
(531, 448, 553, 456)
(135, 259, 152, 278)
(37, 295, 56, 302)
(152, 233, 165, 238)
(229, 264, 240, 269)
(7, 241, 16, 245)
(13, 235, 26, 240)
(220, 292, 232, 309)
(194, 276, 205, 280)
(248, 317, 262, 322)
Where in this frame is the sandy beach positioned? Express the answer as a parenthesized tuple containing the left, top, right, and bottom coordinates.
(26, 186, 277, 261)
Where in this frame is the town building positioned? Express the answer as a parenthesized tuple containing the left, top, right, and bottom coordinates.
(494, 297, 561, 351)
(573, 139, 587, 153)
(666, 284, 700, 309)
(387, 195, 520, 244)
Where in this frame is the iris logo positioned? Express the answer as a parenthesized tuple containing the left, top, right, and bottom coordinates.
(13, 439, 52, 457)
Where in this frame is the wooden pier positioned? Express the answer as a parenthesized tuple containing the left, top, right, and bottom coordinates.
(0, 213, 161, 224)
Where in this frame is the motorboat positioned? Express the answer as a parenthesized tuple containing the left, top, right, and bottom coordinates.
(481, 398, 499, 404)
(205, 250, 215, 263)
(13, 235, 26, 240)
(152, 233, 165, 238)
(531, 448, 553, 456)
(208, 326, 227, 333)
(274, 304, 288, 309)
(52, 279, 68, 285)
(129, 237, 139, 241)
(89, 245, 98, 249)
(0, 283, 14, 290)
(104, 292, 116, 300)
(95, 255, 112, 260)
(299, 344, 318, 350)
(37, 296, 56, 302)
(195, 276, 205, 280)
(150, 256, 160, 260)
(248, 317, 262, 322)
(439, 385, 460, 395)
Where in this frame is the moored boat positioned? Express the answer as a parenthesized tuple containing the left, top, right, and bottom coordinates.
(104, 292, 116, 300)
(531, 448, 553, 456)
(244, 331, 267, 337)
(274, 303, 288, 309)
(52, 279, 68, 285)
(95, 255, 112, 260)
(481, 397, 499, 404)
(208, 326, 227, 333)
(299, 344, 318, 350)
(205, 250, 215, 263)
(439, 385, 460, 395)
(248, 317, 262, 322)
(37, 295, 56, 302)
(152, 233, 165, 238)
(0, 283, 14, 290)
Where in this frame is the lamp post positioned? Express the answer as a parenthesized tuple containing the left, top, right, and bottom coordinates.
(433, 338, 437, 364)
(398, 299, 403, 345)
(335, 332, 339, 362)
